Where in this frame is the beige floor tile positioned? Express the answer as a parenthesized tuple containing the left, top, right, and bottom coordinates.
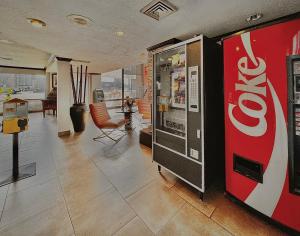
(52, 146, 88, 165)
(97, 155, 156, 198)
(211, 196, 287, 236)
(0, 178, 64, 227)
(172, 180, 224, 217)
(72, 188, 136, 235)
(0, 186, 8, 218)
(20, 148, 57, 172)
(59, 163, 113, 217)
(95, 145, 153, 175)
(158, 204, 231, 236)
(53, 150, 91, 172)
(114, 216, 154, 236)
(7, 165, 57, 195)
(58, 161, 105, 186)
(0, 113, 290, 235)
(0, 203, 74, 236)
(111, 169, 155, 198)
(153, 168, 178, 188)
(127, 181, 186, 234)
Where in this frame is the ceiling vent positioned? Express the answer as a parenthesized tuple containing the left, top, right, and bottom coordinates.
(140, 0, 177, 21)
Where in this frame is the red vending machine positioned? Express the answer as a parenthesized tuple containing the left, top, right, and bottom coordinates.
(224, 18, 300, 232)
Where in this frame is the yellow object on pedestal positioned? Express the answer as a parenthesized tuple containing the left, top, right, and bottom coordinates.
(2, 98, 29, 134)
(3, 118, 28, 134)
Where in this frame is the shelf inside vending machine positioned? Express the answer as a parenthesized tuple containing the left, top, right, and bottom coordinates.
(155, 45, 186, 138)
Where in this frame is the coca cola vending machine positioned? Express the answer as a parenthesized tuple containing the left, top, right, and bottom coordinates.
(224, 18, 300, 232)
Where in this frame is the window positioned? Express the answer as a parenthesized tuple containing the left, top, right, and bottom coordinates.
(0, 70, 46, 114)
(124, 64, 144, 99)
(101, 69, 122, 108)
(96, 65, 145, 110)
(124, 74, 137, 98)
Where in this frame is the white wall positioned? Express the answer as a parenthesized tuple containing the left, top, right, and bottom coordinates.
(45, 72, 51, 96)
(56, 59, 72, 135)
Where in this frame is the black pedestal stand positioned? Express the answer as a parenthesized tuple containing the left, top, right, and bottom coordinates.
(0, 133, 36, 187)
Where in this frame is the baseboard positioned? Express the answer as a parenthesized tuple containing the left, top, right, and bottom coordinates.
(58, 130, 71, 137)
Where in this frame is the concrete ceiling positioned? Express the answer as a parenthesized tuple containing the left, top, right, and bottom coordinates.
(0, 37, 49, 69)
(0, 0, 299, 72)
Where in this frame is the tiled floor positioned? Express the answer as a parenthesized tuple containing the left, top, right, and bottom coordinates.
(0, 113, 288, 235)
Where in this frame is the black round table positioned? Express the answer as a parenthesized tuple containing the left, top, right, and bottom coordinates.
(116, 109, 136, 131)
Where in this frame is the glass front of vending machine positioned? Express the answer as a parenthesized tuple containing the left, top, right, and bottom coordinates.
(154, 45, 187, 155)
(288, 55, 300, 194)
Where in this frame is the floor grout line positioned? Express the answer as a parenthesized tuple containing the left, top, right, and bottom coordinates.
(123, 176, 156, 200)
(91, 154, 156, 235)
(0, 114, 285, 235)
(90, 159, 142, 234)
(156, 201, 187, 235)
(110, 214, 138, 236)
(0, 182, 66, 231)
(51, 152, 77, 236)
(210, 216, 235, 236)
(168, 181, 235, 235)
(121, 171, 187, 235)
(0, 184, 9, 226)
(182, 200, 235, 236)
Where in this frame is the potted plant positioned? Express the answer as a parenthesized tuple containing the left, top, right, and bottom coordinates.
(70, 65, 88, 132)
(124, 96, 134, 111)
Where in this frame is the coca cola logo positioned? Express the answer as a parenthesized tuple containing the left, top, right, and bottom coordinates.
(228, 32, 268, 137)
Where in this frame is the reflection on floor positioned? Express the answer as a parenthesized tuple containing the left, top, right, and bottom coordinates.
(0, 113, 287, 235)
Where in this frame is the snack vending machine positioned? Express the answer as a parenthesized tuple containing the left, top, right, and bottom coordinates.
(287, 55, 300, 195)
(153, 35, 224, 198)
(224, 18, 300, 232)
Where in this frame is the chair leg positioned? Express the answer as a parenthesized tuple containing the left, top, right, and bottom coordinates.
(93, 128, 127, 143)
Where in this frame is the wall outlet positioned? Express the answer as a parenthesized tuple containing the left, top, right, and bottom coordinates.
(190, 148, 199, 159)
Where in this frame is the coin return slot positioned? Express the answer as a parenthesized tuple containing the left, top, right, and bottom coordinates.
(233, 154, 263, 183)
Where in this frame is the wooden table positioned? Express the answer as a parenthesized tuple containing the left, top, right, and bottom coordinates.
(41, 99, 57, 118)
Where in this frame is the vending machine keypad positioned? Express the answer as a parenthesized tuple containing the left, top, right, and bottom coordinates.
(294, 74, 300, 136)
(290, 58, 300, 194)
(296, 108, 300, 136)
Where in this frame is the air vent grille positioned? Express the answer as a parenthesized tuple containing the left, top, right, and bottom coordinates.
(140, 0, 177, 21)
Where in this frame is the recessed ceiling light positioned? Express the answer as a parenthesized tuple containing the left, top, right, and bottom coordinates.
(0, 39, 14, 44)
(67, 14, 93, 26)
(27, 18, 46, 28)
(115, 31, 124, 37)
(246, 13, 263, 23)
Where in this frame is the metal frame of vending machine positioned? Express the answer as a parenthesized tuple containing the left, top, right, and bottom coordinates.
(224, 18, 300, 233)
(152, 35, 223, 199)
(287, 55, 300, 196)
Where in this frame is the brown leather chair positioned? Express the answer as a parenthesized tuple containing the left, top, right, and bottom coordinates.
(89, 102, 126, 143)
(42, 99, 57, 117)
(42, 87, 57, 118)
